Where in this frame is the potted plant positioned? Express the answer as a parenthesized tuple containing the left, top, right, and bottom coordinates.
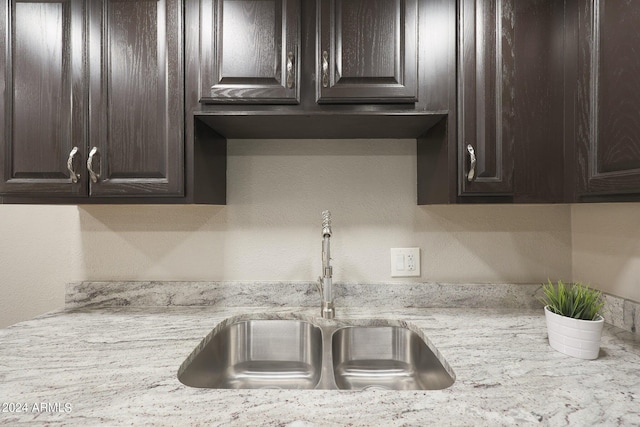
(541, 280, 605, 360)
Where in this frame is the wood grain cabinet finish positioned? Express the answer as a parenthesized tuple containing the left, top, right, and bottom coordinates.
(316, 0, 418, 103)
(575, 0, 640, 197)
(197, 0, 417, 105)
(87, 0, 183, 197)
(199, 0, 300, 104)
(0, 0, 87, 195)
(0, 0, 184, 198)
(457, 0, 514, 196)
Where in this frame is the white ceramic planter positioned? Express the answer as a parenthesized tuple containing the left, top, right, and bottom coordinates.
(544, 306, 604, 360)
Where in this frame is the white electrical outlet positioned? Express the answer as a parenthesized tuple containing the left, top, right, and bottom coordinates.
(390, 248, 420, 277)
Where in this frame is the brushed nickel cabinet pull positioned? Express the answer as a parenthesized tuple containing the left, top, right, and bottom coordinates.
(67, 146, 79, 183)
(467, 144, 476, 182)
(87, 147, 100, 183)
(322, 50, 329, 88)
(286, 52, 294, 89)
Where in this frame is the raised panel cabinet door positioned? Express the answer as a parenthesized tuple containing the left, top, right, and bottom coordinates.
(576, 0, 640, 196)
(458, 0, 514, 196)
(316, 0, 418, 103)
(199, 0, 300, 104)
(0, 0, 87, 196)
(88, 0, 183, 197)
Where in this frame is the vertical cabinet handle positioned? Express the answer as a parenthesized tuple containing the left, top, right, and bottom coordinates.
(286, 51, 294, 89)
(87, 147, 100, 183)
(67, 146, 79, 183)
(466, 144, 476, 182)
(321, 50, 329, 88)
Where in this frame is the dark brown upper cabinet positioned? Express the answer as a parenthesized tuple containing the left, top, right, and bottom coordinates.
(197, 0, 418, 105)
(316, 0, 418, 104)
(0, 0, 87, 196)
(573, 0, 640, 199)
(199, 0, 300, 104)
(457, 0, 514, 197)
(87, 0, 184, 197)
(0, 0, 184, 199)
(428, 0, 564, 205)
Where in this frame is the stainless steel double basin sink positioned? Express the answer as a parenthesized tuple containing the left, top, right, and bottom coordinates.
(178, 314, 455, 391)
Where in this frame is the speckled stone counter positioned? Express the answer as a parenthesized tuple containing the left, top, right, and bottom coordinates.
(1, 282, 639, 426)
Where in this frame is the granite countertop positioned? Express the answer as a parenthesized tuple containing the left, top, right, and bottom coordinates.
(0, 282, 639, 426)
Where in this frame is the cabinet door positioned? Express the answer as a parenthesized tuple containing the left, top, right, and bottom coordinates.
(199, 0, 300, 104)
(458, 0, 514, 196)
(316, 0, 418, 104)
(0, 0, 87, 196)
(575, 0, 640, 196)
(88, 0, 183, 197)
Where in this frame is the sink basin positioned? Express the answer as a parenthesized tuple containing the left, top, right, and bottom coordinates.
(331, 326, 454, 390)
(178, 315, 455, 391)
(178, 319, 323, 389)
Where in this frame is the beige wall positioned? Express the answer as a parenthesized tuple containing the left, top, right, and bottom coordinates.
(572, 203, 640, 303)
(0, 139, 575, 327)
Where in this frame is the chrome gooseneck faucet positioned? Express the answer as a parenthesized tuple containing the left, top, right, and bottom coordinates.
(318, 210, 335, 319)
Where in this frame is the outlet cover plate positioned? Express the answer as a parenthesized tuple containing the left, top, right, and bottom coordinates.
(390, 248, 421, 277)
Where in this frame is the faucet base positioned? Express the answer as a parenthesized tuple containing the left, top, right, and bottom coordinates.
(321, 301, 335, 319)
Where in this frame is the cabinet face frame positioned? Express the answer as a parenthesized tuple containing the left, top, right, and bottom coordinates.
(199, 0, 300, 104)
(576, 0, 640, 196)
(0, 0, 87, 196)
(316, 0, 418, 103)
(87, 0, 184, 197)
(457, 0, 514, 196)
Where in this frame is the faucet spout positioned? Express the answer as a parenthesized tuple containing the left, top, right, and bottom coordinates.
(319, 210, 335, 319)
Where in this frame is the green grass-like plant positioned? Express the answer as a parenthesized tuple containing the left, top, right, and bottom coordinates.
(541, 279, 604, 321)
